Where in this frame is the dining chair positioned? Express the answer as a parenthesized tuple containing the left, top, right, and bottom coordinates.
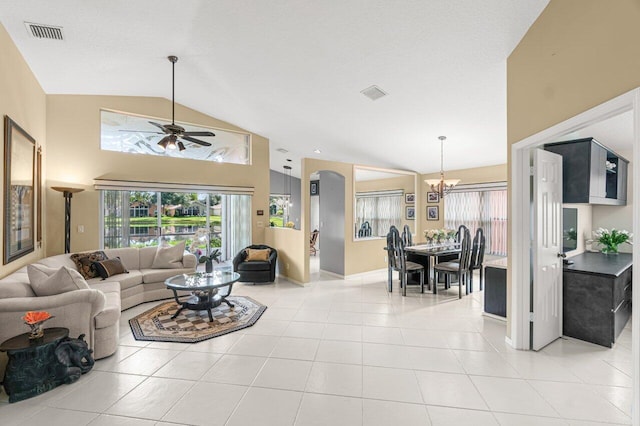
(468, 228, 486, 292)
(386, 226, 425, 295)
(433, 226, 472, 298)
(310, 229, 319, 256)
(402, 224, 413, 247)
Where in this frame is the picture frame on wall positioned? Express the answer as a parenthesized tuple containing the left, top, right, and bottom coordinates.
(406, 206, 415, 220)
(427, 206, 439, 221)
(427, 192, 440, 203)
(405, 193, 415, 204)
(310, 180, 320, 196)
(4, 116, 36, 264)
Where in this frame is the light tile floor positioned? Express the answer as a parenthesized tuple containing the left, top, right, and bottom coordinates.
(0, 260, 634, 425)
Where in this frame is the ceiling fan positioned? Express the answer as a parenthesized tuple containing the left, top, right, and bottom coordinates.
(124, 56, 215, 151)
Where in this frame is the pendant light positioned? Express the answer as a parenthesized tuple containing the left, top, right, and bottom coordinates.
(425, 136, 460, 198)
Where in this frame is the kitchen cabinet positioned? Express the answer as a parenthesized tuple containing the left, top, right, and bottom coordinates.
(563, 252, 632, 347)
(544, 138, 628, 205)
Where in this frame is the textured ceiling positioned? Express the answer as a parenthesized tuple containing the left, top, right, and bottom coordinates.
(1, 0, 549, 178)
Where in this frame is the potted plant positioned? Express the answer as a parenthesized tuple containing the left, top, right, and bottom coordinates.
(593, 228, 633, 255)
(199, 249, 222, 273)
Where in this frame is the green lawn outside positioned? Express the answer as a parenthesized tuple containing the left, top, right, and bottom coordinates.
(123, 216, 222, 226)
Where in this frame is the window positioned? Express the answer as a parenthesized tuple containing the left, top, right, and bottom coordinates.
(269, 195, 291, 227)
(100, 110, 251, 165)
(355, 190, 403, 237)
(444, 187, 507, 256)
(101, 190, 251, 261)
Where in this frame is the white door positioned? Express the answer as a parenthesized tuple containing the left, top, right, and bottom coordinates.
(532, 148, 563, 350)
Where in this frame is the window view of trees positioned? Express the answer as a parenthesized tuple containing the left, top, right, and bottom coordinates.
(103, 190, 223, 252)
(269, 195, 290, 227)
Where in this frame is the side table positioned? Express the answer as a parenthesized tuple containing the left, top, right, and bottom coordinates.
(0, 327, 69, 402)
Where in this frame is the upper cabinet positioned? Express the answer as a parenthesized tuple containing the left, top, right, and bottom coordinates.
(544, 138, 629, 205)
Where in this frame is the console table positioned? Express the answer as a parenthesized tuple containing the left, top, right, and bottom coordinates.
(563, 252, 632, 347)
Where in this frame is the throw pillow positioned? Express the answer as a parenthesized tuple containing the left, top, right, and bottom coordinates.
(151, 240, 186, 269)
(70, 251, 108, 279)
(93, 257, 129, 280)
(28, 265, 90, 297)
(245, 248, 270, 261)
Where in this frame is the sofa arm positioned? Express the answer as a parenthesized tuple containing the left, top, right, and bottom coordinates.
(182, 252, 197, 269)
(0, 289, 106, 353)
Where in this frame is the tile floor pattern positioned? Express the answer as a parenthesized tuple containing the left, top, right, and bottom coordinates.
(0, 262, 634, 425)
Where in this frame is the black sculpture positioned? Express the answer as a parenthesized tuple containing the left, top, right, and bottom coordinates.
(54, 334, 95, 384)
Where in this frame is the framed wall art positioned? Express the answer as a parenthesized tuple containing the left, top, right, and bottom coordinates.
(406, 206, 415, 220)
(4, 116, 36, 264)
(427, 205, 439, 221)
(405, 193, 415, 204)
(427, 192, 440, 203)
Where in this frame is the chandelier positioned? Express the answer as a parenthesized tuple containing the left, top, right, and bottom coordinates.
(425, 136, 460, 198)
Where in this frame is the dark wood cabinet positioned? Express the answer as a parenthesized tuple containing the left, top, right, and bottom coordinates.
(544, 138, 629, 205)
(563, 252, 632, 348)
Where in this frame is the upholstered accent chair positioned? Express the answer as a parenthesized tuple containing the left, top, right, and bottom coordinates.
(232, 245, 278, 283)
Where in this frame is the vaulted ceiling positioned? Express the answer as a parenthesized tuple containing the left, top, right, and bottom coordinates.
(1, 1, 549, 177)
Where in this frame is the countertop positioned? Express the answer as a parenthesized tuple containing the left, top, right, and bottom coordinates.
(565, 252, 632, 277)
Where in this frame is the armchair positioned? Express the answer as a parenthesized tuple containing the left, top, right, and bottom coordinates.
(232, 244, 278, 283)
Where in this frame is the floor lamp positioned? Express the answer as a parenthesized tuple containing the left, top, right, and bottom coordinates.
(51, 187, 84, 254)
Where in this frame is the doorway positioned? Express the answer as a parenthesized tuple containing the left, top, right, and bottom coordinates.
(510, 89, 639, 422)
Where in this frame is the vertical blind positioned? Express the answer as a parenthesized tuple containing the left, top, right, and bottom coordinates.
(444, 188, 507, 256)
(355, 190, 403, 237)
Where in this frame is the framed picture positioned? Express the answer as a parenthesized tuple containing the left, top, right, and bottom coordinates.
(4, 116, 36, 264)
(427, 206, 439, 221)
(310, 180, 320, 196)
(405, 193, 415, 204)
(405, 206, 415, 220)
(427, 192, 440, 203)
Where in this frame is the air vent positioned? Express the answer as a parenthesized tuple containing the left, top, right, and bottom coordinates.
(24, 22, 64, 40)
(361, 85, 387, 101)
(276, 148, 289, 154)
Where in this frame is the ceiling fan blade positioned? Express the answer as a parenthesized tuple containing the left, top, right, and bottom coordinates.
(183, 131, 216, 137)
(181, 135, 212, 147)
(149, 121, 170, 133)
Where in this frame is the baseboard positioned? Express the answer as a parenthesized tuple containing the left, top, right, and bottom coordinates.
(276, 273, 306, 286)
(482, 312, 507, 322)
(344, 268, 388, 279)
(319, 269, 345, 279)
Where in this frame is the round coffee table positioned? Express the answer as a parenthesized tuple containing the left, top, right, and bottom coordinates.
(165, 271, 240, 322)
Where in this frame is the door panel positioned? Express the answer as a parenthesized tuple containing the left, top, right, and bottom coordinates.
(532, 149, 563, 351)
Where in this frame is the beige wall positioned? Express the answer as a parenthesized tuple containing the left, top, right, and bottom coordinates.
(0, 24, 47, 277)
(507, 0, 640, 337)
(45, 95, 270, 255)
(420, 164, 507, 232)
(264, 227, 305, 283)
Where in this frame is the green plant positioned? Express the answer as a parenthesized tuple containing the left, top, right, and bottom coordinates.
(199, 248, 221, 264)
(593, 228, 632, 254)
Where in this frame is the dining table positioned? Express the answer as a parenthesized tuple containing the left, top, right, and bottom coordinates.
(403, 242, 462, 293)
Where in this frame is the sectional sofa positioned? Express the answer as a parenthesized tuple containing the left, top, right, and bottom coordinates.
(0, 246, 197, 374)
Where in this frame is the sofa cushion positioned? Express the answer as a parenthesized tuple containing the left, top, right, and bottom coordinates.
(90, 281, 121, 329)
(0, 272, 35, 298)
(28, 265, 90, 296)
(246, 248, 270, 261)
(93, 257, 129, 279)
(237, 260, 271, 272)
(103, 248, 141, 271)
(151, 241, 185, 269)
(138, 246, 158, 269)
(87, 270, 143, 291)
(70, 251, 108, 279)
(35, 253, 77, 270)
(140, 268, 195, 284)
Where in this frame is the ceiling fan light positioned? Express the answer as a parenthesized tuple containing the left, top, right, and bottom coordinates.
(177, 141, 186, 151)
(167, 135, 178, 150)
(158, 138, 170, 150)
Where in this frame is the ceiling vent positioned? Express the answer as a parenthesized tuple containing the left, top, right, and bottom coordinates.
(24, 22, 64, 40)
(276, 148, 289, 154)
(361, 85, 387, 101)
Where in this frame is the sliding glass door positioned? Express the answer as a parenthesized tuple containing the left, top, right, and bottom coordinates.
(101, 190, 251, 261)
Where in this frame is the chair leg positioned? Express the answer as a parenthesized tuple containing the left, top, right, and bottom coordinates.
(388, 266, 393, 293)
(480, 266, 484, 291)
(420, 270, 424, 293)
(469, 272, 473, 294)
(445, 274, 451, 293)
(402, 273, 407, 297)
(458, 273, 462, 299)
(433, 272, 438, 294)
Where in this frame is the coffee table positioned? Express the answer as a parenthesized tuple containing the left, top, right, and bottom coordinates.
(165, 271, 240, 322)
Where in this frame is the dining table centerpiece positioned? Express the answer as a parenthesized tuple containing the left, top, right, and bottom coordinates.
(593, 228, 632, 255)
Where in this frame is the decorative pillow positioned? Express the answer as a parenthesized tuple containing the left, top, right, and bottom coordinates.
(245, 248, 270, 262)
(93, 257, 129, 280)
(151, 240, 185, 269)
(28, 265, 89, 297)
(70, 251, 108, 279)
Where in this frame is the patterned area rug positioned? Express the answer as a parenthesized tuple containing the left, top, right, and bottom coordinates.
(129, 296, 267, 343)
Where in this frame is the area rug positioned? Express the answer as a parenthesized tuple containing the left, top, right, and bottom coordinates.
(129, 296, 267, 343)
